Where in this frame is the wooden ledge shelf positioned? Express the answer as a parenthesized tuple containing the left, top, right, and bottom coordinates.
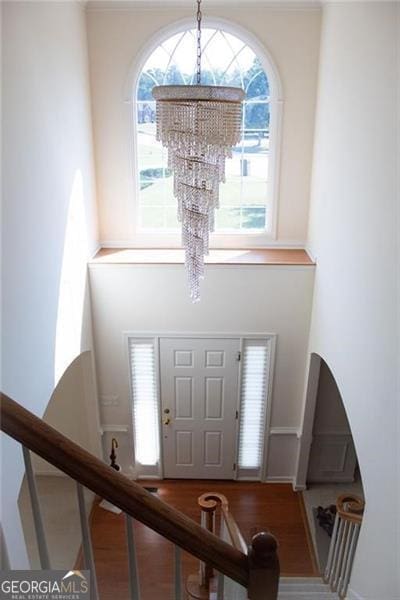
(91, 248, 315, 266)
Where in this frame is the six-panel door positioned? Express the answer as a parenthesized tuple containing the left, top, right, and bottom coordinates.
(159, 337, 240, 479)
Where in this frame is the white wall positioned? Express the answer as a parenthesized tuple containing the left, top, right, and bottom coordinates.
(86, 3, 321, 245)
(306, 3, 399, 598)
(313, 360, 351, 436)
(32, 351, 102, 477)
(1, 1, 99, 567)
(89, 263, 315, 479)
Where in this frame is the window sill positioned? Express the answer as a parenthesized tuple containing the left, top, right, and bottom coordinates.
(90, 248, 315, 266)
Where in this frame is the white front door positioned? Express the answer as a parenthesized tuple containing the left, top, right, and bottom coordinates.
(160, 337, 240, 479)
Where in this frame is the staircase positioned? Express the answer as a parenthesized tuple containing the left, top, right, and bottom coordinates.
(279, 578, 337, 599)
(1, 393, 360, 600)
(1, 393, 276, 600)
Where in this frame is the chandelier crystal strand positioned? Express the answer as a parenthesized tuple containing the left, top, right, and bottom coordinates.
(196, 0, 202, 84)
(152, 2, 244, 302)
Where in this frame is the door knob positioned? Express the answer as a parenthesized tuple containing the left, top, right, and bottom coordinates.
(163, 417, 171, 425)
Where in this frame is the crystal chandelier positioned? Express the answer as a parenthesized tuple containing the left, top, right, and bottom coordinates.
(152, 0, 244, 302)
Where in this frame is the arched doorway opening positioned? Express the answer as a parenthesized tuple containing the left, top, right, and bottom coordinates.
(296, 353, 364, 573)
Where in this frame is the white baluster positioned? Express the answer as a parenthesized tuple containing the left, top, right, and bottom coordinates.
(333, 519, 350, 591)
(329, 516, 344, 588)
(324, 512, 339, 582)
(22, 446, 50, 569)
(338, 520, 353, 596)
(125, 515, 140, 600)
(332, 518, 348, 591)
(174, 545, 182, 600)
(339, 522, 360, 598)
(76, 483, 99, 600)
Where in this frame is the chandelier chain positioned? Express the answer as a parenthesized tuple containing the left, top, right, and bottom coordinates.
(196, 0, 202, 84)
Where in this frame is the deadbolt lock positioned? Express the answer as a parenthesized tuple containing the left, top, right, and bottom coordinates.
(163, 408, 170, 414)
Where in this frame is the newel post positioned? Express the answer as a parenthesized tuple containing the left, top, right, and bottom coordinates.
(247, 532, 280, 600)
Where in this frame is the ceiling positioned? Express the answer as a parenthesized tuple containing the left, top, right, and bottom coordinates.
(85, 0, 322, 10)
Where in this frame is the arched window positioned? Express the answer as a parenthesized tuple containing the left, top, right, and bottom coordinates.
(134, 25, 281, 244)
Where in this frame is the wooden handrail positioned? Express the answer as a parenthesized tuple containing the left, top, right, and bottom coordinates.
(199, 492, 248, 554)
(336, 494, 364, 524)
(0, 393, 248, 587)
(188, 492, 280, 600)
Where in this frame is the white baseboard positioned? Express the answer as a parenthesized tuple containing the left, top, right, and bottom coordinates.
(266, 476, 306, 491)
(264, 476, 294, 483)
(292, 481, 307, 491)
(263, 475, 307, 492)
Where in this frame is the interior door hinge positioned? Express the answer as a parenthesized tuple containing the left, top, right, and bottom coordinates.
(236, 351, 241, 361)
(233, 462, 237, 471)
(235, 410, 239, 420)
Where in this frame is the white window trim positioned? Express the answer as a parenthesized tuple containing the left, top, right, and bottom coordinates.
(123, 17, 284, 249)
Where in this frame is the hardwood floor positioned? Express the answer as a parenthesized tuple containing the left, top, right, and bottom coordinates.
(87, 480, 317, 600)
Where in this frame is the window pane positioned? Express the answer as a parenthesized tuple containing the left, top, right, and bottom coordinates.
(238, 342, 269, 470)
(219, 179, 241, 207)
(219, 66, 242, 88)
(245, 63, 270, 99)
(129, 340, 160, 466)
(142, 45, 170, 75)
(245, 102, 270, 130)
(140, 178, 173, 207)
(136, 28, 271, 234)
(139, 168, 172, 191)
(223, 31, 246, 54)
(215, 207, 241, 230)
(242, 207, 266, 230)
(165, 206, 180, 229)
(166, 31, 196, 78)
(164, 64, 185, 85)
(138, 73, 160, 101)
(141, 206, 166, 229)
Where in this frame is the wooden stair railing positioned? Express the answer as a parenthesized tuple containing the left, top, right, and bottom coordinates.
(324, 494, 364, 599)
(186, 492, 280, 600)
(1, 393, 279, 599)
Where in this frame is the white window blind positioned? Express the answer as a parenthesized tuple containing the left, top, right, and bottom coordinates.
(238, 341, 269, 470)
(129, 339, 160, 466)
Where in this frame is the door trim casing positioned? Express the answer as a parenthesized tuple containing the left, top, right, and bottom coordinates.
(124, 331, 277, 481)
